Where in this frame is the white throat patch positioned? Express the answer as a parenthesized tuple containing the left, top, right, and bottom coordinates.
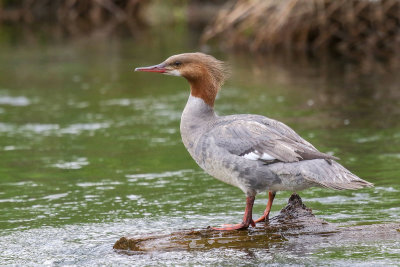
(164, 70, 181, 76)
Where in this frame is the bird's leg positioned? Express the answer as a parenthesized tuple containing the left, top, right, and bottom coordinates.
(212, 196, 255, 231)
(254, 191, 276, 223)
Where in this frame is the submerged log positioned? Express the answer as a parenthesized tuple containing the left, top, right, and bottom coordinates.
(113, 193, 400, 252)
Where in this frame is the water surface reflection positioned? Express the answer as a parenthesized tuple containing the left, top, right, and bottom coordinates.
(0, 38, 399, 265)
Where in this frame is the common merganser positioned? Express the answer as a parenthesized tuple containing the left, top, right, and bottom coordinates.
(135, 52, 373, 231)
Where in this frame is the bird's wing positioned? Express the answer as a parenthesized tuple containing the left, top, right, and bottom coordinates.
(209, 118, 337, 163)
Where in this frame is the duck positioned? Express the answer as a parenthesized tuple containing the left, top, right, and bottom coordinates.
(135, 52, 373, 231)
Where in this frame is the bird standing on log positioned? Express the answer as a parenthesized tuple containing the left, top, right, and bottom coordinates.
(135, 53, 373, 231)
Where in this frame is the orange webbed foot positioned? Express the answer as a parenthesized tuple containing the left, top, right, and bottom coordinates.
(211, 220, 255, 231)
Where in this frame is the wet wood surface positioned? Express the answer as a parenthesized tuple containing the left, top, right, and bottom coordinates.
(113, 194, 400, 252)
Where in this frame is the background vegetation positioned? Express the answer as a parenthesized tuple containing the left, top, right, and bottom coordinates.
(1, 0, 398, 67)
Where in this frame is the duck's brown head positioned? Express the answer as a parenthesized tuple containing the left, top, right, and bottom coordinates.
(135, 52, 228, 107)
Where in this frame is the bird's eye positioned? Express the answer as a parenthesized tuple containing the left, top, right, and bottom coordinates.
(173, 61, 182, 67)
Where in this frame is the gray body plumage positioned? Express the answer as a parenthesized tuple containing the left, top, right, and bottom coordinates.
(180, 95, 372, 197)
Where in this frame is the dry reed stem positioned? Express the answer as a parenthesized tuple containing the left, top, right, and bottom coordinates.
(202, 0, 400, 63)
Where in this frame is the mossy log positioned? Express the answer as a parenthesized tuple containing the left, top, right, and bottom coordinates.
(113, 193, 400, 252)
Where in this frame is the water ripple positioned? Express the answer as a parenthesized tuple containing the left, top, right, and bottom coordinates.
(42, 193, 69, 201)
(125, 169, 193, 182)
(60, 123, 110, 135)
(0, 122, 110, 136)
(52, 157, 89, 169)
(0, 95, 30, 106)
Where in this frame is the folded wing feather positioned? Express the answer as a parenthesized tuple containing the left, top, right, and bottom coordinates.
(209, 118, 337, 163)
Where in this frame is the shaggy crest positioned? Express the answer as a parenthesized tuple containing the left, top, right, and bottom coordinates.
(162, 52, 230, 107)
(166, 52, 230, 89)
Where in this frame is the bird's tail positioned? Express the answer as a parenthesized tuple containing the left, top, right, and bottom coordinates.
(299, 159, 373, 190)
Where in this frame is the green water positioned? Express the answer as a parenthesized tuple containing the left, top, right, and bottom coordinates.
(0, 30, 399, 265)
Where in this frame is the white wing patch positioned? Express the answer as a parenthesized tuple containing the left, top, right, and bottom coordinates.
(260, 152, 276, 160)
(242, 150, 276, 161)
(242, 152, 260, 160)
